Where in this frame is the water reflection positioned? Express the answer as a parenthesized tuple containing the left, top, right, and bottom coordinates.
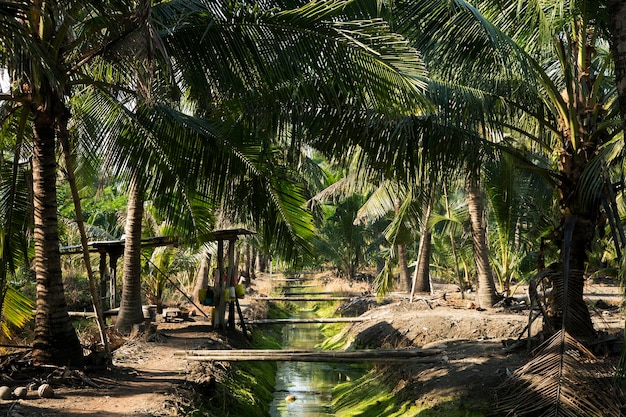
(268, 320, 357, 417)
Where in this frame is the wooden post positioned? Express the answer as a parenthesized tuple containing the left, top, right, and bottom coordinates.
(109, 250, 122, 309)
(98, 250, 108, 310)
(213, 240, 225, 328)
(228, 238, 236, 329)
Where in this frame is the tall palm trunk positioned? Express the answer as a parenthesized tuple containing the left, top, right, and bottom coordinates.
(395, 200, 411, 291)
(193, 249, 211, 303)
(553, 138, 596, 338)
(115, 175, 145, 333)
(31, 108, 83, 365)
(466, 175, 499, 308)
(412, 197, 433, 295)
(443, 183, 464, 295)
(397, 243, 410, 291)
(609, 0, 626, 132)
(60, 120, 110, 360)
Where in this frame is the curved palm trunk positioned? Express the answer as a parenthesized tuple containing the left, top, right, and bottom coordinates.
(115, 175, 145, 334)
(60, 125, 110, 360)
(466, 175, 499, 308)
(32, 110, 83, 366)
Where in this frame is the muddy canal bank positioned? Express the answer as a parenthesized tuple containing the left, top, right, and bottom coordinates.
(8, 271, 620, 416)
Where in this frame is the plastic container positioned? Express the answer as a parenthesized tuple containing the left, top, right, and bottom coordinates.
(235, 283, 245, 298)
(205, 287, 214, 306)
(198, 288, 207, 304)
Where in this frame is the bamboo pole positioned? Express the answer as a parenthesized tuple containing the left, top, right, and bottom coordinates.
(185, 356, 441, 364)
(176, 348, 442, 358)
(245, 317, 373, 324)
(281, 292, 344, 296)
(249, 297, 355, 302)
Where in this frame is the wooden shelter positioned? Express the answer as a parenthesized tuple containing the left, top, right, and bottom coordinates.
(207, 228, 256, 330)
(60, 236, 178, 309)
(61, 228, 255, 331)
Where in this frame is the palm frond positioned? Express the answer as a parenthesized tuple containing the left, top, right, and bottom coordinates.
(1, 285, 34, 338)
(496, 330, 621, 416)
(354, 180, 407, 226)
(373, 257, 394, 300)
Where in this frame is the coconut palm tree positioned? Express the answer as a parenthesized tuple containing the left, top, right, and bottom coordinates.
(466, 174, 500, 307)
(0, 1, 136, 365)
(103, 0, 437, 331)
(608, 0, 626, 131)
(390, 0, 621, 338)
(483, 152, 554, 296)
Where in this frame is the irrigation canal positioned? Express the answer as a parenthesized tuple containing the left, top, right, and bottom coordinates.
(267, 309, 363, 417)
(268, 275, 362, 417)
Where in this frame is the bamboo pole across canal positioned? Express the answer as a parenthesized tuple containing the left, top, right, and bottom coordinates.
(176, 348, 443, 363)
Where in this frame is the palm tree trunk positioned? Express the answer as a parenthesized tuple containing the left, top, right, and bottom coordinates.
(193, 249, 211, 303)
(443, 183, 464, 296)
(60, 127, 110, 361)
(397, 243, 410, 291)
(411, 197, 433, 295)
(466, 175, 499, 308)
(609, 0, 626, 133)
(393, 200, 411, 291)
(31, 110, 83, 366)
(545, 216, 596, 338)
(412, 230, 432, 295)
(115, 175, 145, 334)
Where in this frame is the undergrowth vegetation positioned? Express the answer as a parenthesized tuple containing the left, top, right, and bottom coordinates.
(332, 369, 486, 417)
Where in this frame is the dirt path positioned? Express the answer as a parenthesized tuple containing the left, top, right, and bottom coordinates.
(0, 275, 621, 416)
(1, 319, 219, 417)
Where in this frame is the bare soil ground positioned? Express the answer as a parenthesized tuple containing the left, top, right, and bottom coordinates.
(0, 272, 622, 416)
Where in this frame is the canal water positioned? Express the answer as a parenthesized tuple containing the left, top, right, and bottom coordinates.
(268, 310, 361, 417)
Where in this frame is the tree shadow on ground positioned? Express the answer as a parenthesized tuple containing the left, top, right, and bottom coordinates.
(346, 320, 530, 415)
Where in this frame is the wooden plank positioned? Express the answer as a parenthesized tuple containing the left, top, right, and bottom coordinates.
(245, 317, 372, 324)
(179, 348, 443, 363)
(281, 292, 342, 296)
(186, 356, 440, 364)
(177, 348, 441, 358)
(249, 297, 355, 302)
(279, 284, 318, 288)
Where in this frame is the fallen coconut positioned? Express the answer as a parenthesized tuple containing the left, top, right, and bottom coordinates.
(13, 386, 27, 399)
(0, 386, 11, 400)
(37, 384, 54, 398)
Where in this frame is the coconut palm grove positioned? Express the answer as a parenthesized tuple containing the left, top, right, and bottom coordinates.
(0, 0, 626, 415)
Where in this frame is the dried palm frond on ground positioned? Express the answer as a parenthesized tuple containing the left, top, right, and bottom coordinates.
(495, 330, 621, 416)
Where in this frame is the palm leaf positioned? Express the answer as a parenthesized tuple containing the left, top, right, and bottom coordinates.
(496, 330, 621, 416)
(1, 285, 34, 338)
